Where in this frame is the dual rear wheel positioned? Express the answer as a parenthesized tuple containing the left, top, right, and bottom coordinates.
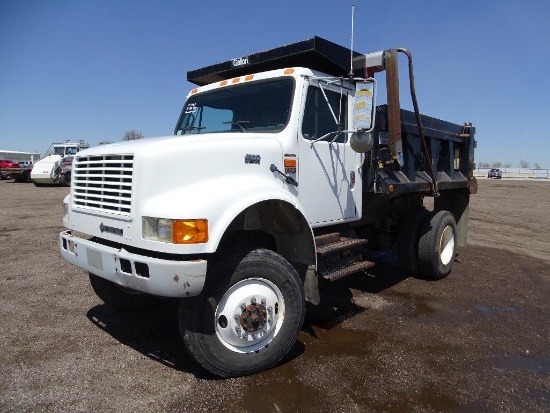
(397, 209, 457, 280)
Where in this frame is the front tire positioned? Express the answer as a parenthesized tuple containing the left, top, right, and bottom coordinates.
(417, 211, 457, 280)
(179, 249, 305, 378)
(89, 273, 161, 311)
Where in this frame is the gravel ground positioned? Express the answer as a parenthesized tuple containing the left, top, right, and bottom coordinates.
(0, 178, 548, 412)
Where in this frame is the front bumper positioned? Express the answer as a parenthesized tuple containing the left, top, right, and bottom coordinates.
(60, 230, 207, 298)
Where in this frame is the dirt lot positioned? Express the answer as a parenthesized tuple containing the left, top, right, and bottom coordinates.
(1, 178, 549, 412)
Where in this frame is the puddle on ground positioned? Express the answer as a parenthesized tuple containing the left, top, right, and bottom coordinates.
(495, 353, 550, 374)
(475, 305, 519, 313)
(233, 289, 534, 411)
(237, 325, 461, 412)
(383, 291, 441, 318)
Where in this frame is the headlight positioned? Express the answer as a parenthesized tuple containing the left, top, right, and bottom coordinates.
(142, 217, 208, 244)
(63, 202, 69, 222)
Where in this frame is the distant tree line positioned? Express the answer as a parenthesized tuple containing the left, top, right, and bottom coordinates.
(97, 130, 145, 146)
(122, 130, 144, 141)
(477, 161, 542, 169)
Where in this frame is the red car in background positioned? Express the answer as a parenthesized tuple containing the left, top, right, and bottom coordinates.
(0, 159, 20, 168)
(1, 160, 21, 179)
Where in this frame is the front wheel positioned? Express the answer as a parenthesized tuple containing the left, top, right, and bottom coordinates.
(179, 249, 305, 378)
(417, 211, 457, 280)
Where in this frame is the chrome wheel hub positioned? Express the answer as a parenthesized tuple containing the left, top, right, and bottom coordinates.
(215, 278, 284, 353)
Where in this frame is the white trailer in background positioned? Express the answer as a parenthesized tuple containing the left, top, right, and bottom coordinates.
(31, 141, 90, 186)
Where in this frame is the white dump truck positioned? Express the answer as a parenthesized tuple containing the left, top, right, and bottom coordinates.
(60, 37, 477, 377)
(31, 140, 90, 186)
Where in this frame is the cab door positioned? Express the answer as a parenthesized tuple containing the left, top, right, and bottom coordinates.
(297, 80, 358, 225)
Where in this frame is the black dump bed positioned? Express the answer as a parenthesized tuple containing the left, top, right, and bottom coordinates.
(365, 105, 476, 195)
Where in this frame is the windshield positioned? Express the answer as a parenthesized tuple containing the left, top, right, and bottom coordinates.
(53, 146, 79, 156)
(175, 78, 294, 135)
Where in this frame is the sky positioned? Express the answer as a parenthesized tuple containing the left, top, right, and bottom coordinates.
(1, 0, 549, 168)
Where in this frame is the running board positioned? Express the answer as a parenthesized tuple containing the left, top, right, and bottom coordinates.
(315, 232, 375, 282)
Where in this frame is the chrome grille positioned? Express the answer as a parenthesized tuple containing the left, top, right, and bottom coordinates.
(72, 154, 134, 216)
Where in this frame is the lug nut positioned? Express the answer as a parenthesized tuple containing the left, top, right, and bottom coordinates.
(242, 332, 248, 339)
(268, 317, 273, 324)
(268, 306, 273, 313)
(240, 302, 246, 310)
(263, 326, 268, 333)
(251, 297, 256, 304)
(252, 333, 258, 339)
(234, 314, 240, 321)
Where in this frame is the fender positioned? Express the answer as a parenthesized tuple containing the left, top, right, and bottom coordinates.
(133, 134, 315, 257)
(141, 172, 315, 257)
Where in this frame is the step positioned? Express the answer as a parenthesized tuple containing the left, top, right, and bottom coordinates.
(316, 237, 368, 256)
(314, 232, 341, 247)
(319, 259, 375, 282)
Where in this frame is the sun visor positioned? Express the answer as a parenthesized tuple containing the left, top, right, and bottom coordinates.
(187, 36, 363, 86)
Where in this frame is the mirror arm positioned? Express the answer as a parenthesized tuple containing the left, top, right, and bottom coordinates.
(318, 83, 340, 126)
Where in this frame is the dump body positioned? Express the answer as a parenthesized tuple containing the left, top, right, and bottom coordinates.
(365, 105, 475, 195)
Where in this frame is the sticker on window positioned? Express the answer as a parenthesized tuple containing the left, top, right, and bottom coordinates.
(185, 103, 197, 114)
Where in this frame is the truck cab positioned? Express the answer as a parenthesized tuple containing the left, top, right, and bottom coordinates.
(175, 66, 370, 225)
(60, 37, 475, 378)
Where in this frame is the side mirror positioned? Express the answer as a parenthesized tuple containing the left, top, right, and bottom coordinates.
(351, 80, 377, 153)
(353, 80, 376, 132)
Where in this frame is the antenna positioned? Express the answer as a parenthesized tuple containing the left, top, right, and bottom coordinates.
(349, 2, 355, 78)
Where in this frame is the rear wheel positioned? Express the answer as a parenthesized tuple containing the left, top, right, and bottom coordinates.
(89, 273, 161, 311)
(179, 249, 305, 378)
(397, 207, 430, 275)
(417, 211, 457, 280)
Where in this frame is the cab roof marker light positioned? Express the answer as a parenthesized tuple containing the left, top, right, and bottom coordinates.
(232, 78, 240, 84)
(220, 80, 228, 86)
(284, 68, 295, 75)
(191, 89, 198, 94)
(245, 75, 254, 81)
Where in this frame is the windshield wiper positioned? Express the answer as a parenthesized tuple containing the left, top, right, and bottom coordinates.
(223, 120, 250, 132)
(180, 126, 206, 133)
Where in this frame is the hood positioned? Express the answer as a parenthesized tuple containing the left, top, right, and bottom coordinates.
(81, 134, 278, 157)
(74, 133, 285, 213)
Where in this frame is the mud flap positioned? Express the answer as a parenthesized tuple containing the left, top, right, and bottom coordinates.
(304, 264, 320, 305)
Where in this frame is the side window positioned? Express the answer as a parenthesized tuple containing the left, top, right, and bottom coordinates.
(302, 86, 347, 143)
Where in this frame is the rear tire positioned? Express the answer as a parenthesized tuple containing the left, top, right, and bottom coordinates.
(89, 273, 161, 311)
(179, 249, 305, 378)
(417, 211, 457, 280)
(397, 207, 430, 275)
